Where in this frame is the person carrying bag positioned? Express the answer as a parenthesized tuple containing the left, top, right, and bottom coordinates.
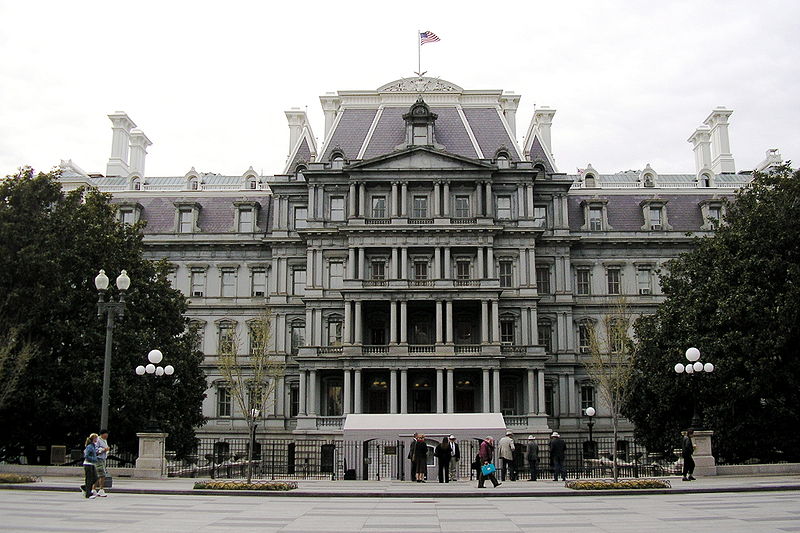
(477, 436, 501, 488)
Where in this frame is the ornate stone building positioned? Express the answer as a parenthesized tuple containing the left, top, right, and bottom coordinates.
(58, 77, 778, 440)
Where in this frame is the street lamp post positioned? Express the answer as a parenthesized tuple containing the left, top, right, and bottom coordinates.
(584, 406, 596, 459)
(248, 408, 261, 482)
(135, 349, 175, 432)
(95, 269, 131, 431)
(674, 347, 715, 430)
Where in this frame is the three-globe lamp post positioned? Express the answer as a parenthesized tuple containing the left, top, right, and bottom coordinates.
(674, 347, 715, 429)
(135, 349, 175, 431)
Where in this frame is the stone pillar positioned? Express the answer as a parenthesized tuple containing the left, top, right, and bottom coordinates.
(401, 247, 408, 279)
(135, 432, 168, 478)
(349, 183, 357, 218)
(390, 370, 398, 413)
(358, 248, 365, 280)
(392, 248, 399, 278)
(347, 247, 356, 278)
(477, 247, 484, 278)
(400, 300, 408, 344)
(527, 369, 536, 415)
(517, 185, 525, 219)
(308, 370, 317, 416)
(343, 369, 352, 415)
(354, 301, 363, 344)
(433, 181, 441, 217)
(436, 369, 444, 413)
(306, 250, 314, 288)
(354, 369, 362, 414)
(299, 371, 307, 416)
(400, 182, 408, 217)
(492, 369, 501, 413)
(435, 300, 443, 343)
(390, 300, 398, 344)
(275, 376, 285, 417)
(444, 247, 451, 279)
(434, 248, 441, 279)
(521, 307, 530, 345)
(691, 430, 718, 476)
(481, 300, 489, 344)
(537, 370, 546, 415)
(445, 300, 453, 343)
(315, 308, 323, 346)
(308, 185, 316, 220)
(526, 184, 534, 219)
(492, 300, 500, 344)
(358, 183, 366, 217)
(477, 183, 484, 216)
(519, 249, 528, 286)
(568, 375, 576, 415)
(391, 182, 398, 217)
(482, 369, 491, 413)
(443, 182, 450, 216)
(446, 369, 454, 413)
(400, 369, 408, 414)
(487, 248, 494, 278)
(305, 308, 313, 344)
(485, 182, 494, 217)
(343, 301, 352, 345)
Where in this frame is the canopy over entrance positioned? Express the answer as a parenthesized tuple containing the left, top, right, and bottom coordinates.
(342, 413, 508, 442)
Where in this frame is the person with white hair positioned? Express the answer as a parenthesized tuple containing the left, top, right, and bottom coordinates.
(526, 435, 540, 481)
(498, 430, 516, 481)
(550, 432, 567, 481)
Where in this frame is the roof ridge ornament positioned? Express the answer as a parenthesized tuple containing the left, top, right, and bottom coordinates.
(378, 76, 461, 93)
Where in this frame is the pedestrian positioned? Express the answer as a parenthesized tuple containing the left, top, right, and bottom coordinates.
(526, 435, 539, 481)
(81, 433, 99, 499)
(682, 429, 696, 481)
(477, 436, 501, 488)
(498, 430, 516, 481)
(550, 432, 567, 481)
(447, 435, 460, 482)
(434, 436, 452, 483)
(94, 429, 110, 497)
(407, 432, 419, 481)
(412, 434, 428, 483)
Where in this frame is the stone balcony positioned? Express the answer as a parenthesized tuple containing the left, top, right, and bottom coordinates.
(301, 344, 547, 359)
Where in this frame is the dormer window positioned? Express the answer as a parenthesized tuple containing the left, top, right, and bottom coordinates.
(174, 201, 201, 233)
(640, 198, 672, 231)
(116, 202, 142, 226)
(234, 201, 260, 233)
(330, 153, 344, 170)
(580, 198, 612, 231)
(700, 198, 726, 230)
(190, 179, 199, 190)
(131, 178, 142, 191)
(403, 98, 437, 147)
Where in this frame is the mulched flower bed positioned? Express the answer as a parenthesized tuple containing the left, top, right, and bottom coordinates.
(193, 480, 297, 491)
(565, 478, 672, 490)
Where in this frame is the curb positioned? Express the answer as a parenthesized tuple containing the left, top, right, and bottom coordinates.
(3, 483, 800, 498)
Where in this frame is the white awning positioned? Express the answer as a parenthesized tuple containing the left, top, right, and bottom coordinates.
(342, 413, 508, 442)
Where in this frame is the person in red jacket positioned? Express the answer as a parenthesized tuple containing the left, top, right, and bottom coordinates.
(477, 436, 501, 488)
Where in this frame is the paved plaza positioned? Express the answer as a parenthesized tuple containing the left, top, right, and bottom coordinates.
(1, 487, 799, 532)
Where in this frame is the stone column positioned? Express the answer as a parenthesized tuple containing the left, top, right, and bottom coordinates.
(135, 432, 169, 478)
(401, 247, 408, 279)
(400, 182, 408, 217)
(343, 369, 352, 415)
(477, 183, 483, 216)
(347, 247, 356, 278)
(400, 300, 408, 344)
(446, 369, 454, 413)
(354, 369, 362, 414)
(299, 370, 307, 416)
(308, 370, 317, 416)
(343, 301, 352, 345)
(487, 248, 494, 278)
(492, 300, 500, 344)
(477, 247, 484, 278)
(481, 300, 489, 344)
(308, 185, 316, 220)
(527, 369, 536, 415)
(305, 308, 313, 344)
(517, 185, 525, 218)
(273, 194, 282, 229)
(492, 369, 501, 413)
(436, 369, 444, 413)
(537, 370, 546, 415)
(519, 249, 528, 286)
(444, 247, 451, 280)
(568, 375, 576, 415)
(359, 183, 366, 217)
(433, 181, 441, 217)
(400, 369, 408, 413)
(306, 250, 314, 289)
(354, 301, 363, 344)
(390, 182, 398, 217)
(482, 369, 491, 413)
(435, 300, 443, 344)
(358, 248, 365, 280)
(315, 308, 323, 346)
(278, 258, 287, 293)
(526, 183, 534, 219)
(443, 182, 450, 216)
(434, 247, 441, 279)
(390, 370, 398, 413)
(392, 247, 399, 278)
(445, 300, 453, 343)
(521, 307, 529, 345)
(349, 183, 357, 218)
(390, 300, 398, 344)
(485, 182, 494, 217)
(275, 376, 285, 417)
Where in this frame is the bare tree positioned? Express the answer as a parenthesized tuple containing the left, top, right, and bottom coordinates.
(0, 324, 37, 411)
(583, 299, 635, 482)
(217, 310, 284, 482)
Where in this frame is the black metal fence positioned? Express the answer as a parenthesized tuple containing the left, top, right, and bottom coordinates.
(167, 437, 680, 480)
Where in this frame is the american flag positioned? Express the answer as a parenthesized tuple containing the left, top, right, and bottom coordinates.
(420, 31, 440, 45)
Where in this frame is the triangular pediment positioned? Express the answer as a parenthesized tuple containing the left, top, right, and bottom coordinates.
(348, 146, 493, 171)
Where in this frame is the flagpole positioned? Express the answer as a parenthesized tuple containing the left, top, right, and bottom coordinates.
(417, 29, 421, 76)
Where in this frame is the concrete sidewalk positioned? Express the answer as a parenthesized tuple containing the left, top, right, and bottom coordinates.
(2, 474, 800, 498)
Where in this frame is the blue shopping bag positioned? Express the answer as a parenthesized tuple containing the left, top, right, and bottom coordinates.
(481, 463, 496, 476)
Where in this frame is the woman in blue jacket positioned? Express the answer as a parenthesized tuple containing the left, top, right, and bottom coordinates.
(82, 433, 99, 499)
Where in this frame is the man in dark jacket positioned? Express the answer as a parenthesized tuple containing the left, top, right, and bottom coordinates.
(526, 435, 540, 481)
(434, 437, 452, 483)
(447, 435, 460, 481)
(550, 432, 567, 481)
(681, 429, 696, 481)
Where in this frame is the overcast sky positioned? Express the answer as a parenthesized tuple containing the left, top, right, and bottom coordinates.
(1, 1, 798, 178)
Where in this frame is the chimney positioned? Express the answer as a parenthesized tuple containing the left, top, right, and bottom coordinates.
(319, 93, 341, 140)
(687, 125, 712, 176)
(106, 112, 136, 177)
(128, 129, 152, 176)
(284, 108, 308, 158)
(533, 107, 556, 159)
(703, 107, 735, 174)
(500, 93, 521, 139)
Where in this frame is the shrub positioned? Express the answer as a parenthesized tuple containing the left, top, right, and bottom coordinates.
(193, 480, 297, 491)
(565, 478, 671, 490)
(0, 473, 38, 484)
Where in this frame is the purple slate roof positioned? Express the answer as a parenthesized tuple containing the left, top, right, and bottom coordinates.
(322, 109, 378, 161)
(567, 194, 734, 232)
(430, 107, 477, 159)
(114, 196, 272, 234)
(361, 107, 406, 160)
(529, 136, 554, 173)
(287, 137, 312, 172)
(462, 108, 519, 161)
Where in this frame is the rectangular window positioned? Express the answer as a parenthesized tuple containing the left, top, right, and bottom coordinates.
(610, 318, 625, 353)
(413, 261, 428, 280)
(533, 206, 547, 227)
(330, 197, 345, 221)
(328, 320, 342, 346)
(576, 268, 591, 295)
(328, 261, 344, 289)
(536, 266, 550, 294)
(545, 383, 554, 416)
(456, 260, 470, 280)
(500, 320, 514, 345)
(578, 322, 591, 353)
(251, 269, 266, 297)
(589, 207, 603, 231)
(496, 195, 512, 219)
(238, 208, 254, 232)
(292, 268, 306, 296)
(220, 269, 237, 298)
(291, 324, 305, 355)
(637, 267, 652, 295)
(581, 385, 595, 412)
(325, 380, 343, 416)
(120, 209, 135, 226)
(190, 269, 206, 297)
(217, 387, 231, 417)
(538, 322, 552, 352)
(707, 206, 721, 225)
(371, 260, 385, 280)
(289, 383, 299, 417)
(179, 210, 193, 233)
(607, 268, 621, 295)
(455, 196, 470, 217)
(413, 125, 427, 145)
(218, 323, 236, 354)
(371, 196, 386, 218)
(293, 206, 308, 229)
(650, 207, 662, 229)
(499, 260, 513, 288)
(249, 322, 266, 356)
(412, 196, 428, 218)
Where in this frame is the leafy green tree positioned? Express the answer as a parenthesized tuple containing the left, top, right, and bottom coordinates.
(0, 168, 206, 462)
(624, 163, 800, 463)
